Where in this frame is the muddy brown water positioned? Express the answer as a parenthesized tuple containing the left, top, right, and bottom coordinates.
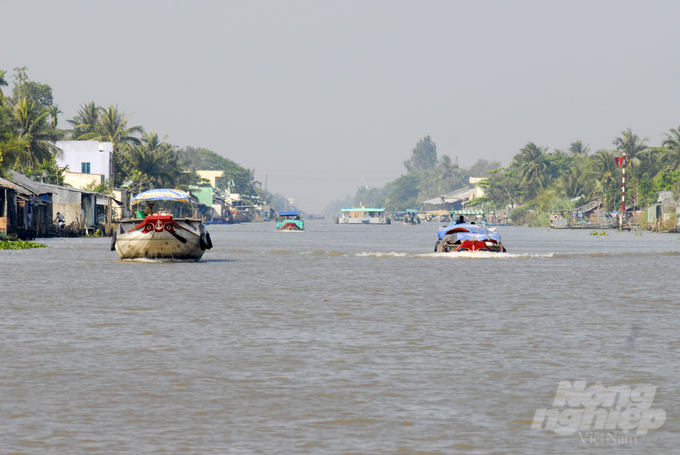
(1, 221, 679, 453)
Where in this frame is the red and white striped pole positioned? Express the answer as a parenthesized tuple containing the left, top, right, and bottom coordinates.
(621, 151, 626, 211)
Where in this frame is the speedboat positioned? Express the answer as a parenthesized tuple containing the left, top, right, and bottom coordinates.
(276, 211, 304, 231)
(434, 222, 506, 253)
(335, 208, 391, 224)
(112, 189, 212, 260)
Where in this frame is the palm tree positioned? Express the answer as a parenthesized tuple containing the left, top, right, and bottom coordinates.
(79, 105, 143, 150)
(127, 131, 181, 189)
(660, 126, 680, 171)
(591, 149, 619, 209)
(0, 70, 7, 105)
(5, 98, 63, 168)
(557, 165, 593, 199)
(514, 142, 549, 187)
(67, 101, 99, 138)
(613, 128, 648, 170)
(49, 104, 62, 129)
(569, 140, 591, 157)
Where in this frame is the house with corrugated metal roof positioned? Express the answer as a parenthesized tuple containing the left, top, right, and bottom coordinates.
(8, 170, 103, 235)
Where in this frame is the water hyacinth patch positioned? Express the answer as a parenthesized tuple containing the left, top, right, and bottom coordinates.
(0, 240, 48, 250)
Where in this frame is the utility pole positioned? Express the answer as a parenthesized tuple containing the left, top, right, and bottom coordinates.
(621, 151, 626, 212)
(264, 174, 268, 194)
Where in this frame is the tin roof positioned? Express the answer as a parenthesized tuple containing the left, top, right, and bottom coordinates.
(0, 176, 35, 196)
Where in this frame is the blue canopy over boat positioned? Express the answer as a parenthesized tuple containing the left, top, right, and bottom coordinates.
(132, 189, 191, 204)
(437, 223, 501, 241)
(279, 211, 299, 217)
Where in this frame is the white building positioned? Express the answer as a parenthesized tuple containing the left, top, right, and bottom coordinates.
(55, 141, 113, 188)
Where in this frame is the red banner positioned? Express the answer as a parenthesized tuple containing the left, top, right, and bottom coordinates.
(615, 157, 625, 168)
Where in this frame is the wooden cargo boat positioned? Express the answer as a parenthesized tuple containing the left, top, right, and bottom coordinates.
(112, 189, 212, 260)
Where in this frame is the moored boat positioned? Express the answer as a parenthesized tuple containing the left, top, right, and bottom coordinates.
(276, 211, 304, 231)
(403, 209, 420, 225)
(434, 220, 506, 253)
(335, 208, 391, 224)
(112, 189, 212, 260)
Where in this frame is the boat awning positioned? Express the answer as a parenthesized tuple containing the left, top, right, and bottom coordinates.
(341, 208, 385, 212)
(450, 209, 484, 215)
(132, 189, 191, 204)
(438, 223, 501, 241)
(422, 186, 474, 205)
(279, 211, 299, 216)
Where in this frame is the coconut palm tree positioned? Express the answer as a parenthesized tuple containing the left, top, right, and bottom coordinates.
(49, 104, 62, 129)
(80, 105, 143, 151)
(0, 70, 7, 105)
(5, 98, 63, 168)
(514, 142, 549, 187)
(660, 126, 680, 171)
(613, 128, 648, 170)
(569, 140, 591, 157)
(127, 131, 182, 189)
(67, 101, 100, 138)
(557, 165, 593, 199)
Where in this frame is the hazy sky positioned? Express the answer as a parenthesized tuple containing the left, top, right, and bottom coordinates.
(3, 1, 679, 210)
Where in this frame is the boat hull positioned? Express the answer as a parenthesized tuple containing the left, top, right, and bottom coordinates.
(276, 220, 304, 231)
(337, 217, 390, 224)
(113, 215, 211, 260)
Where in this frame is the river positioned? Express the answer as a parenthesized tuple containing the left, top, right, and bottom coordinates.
(1, 221, 678, 453)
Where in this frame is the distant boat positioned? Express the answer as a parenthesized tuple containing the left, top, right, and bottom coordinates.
(112, 189, 212, 260)
(276, 211, 304, 231)
(403, 209, 420, 225)
(335, 208, 391, 224)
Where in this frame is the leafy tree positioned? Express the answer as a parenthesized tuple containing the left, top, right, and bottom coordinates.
(385, 174, 419, 211)
(10, 67, 53, 108)
(469, 159, 501, 176)
(404, 136, 438, 173)
(24, 156, 66, 185)
(177, 146, 260, 196)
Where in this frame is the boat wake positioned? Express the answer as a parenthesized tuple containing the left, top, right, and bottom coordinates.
(415, 251, 554, 259)
(117, 257, 203, 263)
(247, 249, 555, 258)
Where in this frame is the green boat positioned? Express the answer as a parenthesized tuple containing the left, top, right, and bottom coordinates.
(276, 211, 304, 231)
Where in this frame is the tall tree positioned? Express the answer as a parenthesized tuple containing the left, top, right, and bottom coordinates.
(49, 105, 62, 129)
(5, 98, 62, 169)
(127, 131, 182, 189)
(660, 126, 680, 171)
(0, 70, 7, 105)
(569, 140, 591, 157)
(10, 67, 53, 108)
(592, 149, 620, 209)
(514, 142, 549, 189)
(613, 128, 648, 170)
(80, 105, 143, 150)
(557, 164, 593, 199)
(68, 101, 100, 138)
(404, 136, 438, 173)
